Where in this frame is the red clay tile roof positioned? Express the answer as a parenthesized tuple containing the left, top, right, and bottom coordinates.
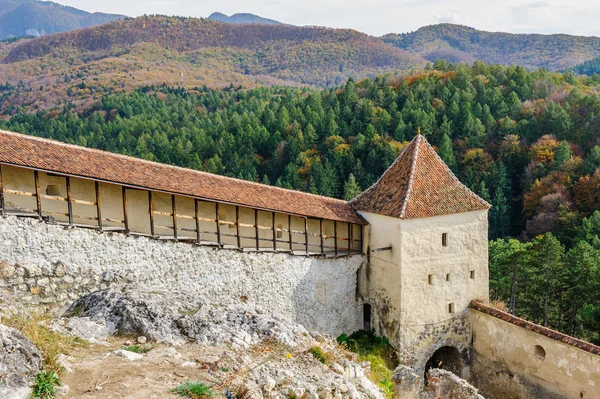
(470, 301, 600, 356)
(0, 130, 365, 224)
(350, 134, 490, 219)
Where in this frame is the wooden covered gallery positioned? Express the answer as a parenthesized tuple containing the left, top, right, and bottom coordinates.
(0, 130, 365, 256)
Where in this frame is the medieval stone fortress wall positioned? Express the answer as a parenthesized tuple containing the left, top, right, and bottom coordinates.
(1, 129, 599, 398)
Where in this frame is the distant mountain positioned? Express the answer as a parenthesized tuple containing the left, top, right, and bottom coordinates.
(0, 15, 423, 112)
(382, 24, 600, 71)
(208, 12, 283, 25)
(0, 0, 125, 40)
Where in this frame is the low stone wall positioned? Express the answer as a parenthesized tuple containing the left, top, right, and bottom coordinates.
(393, 366, 484, 399)
(0, 215, 363, 336)
(470, 306, 600, 399)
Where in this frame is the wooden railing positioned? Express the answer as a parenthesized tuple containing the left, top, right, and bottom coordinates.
(0, 165, 363, 257)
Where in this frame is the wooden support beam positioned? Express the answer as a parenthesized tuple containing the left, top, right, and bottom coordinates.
(320, 219, 324, 255)
(236, 206, 241, 249)
(0, 165, 5, 216)
(348, 223, 352, 254)
(122, 186, 129, 234)
(66, 176, 73, 226)
(34, 170, 42, 219)
(215, 203, 221, 247)
(95, 181, 102, 231)
(195, 199, 201, 245)
(360, 225, 364, 254)
(172, 194, 178, 240)
(334, 220, 338, 257)
(272, 212, 276, 251)
(255, 209, 260, 251)
(148, 191, 155, 237)
(288, 214, 293, 252)
(304, 218, 309, 256)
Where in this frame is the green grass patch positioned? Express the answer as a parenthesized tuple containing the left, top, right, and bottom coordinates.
(31, 370, 61, 399)
(338, 331, 398, 398)
(172, 381, 214, 398)
(123, 344, 150, 354)
(308, 346, 327, 364)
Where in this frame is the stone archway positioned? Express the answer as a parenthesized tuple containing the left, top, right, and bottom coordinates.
(424, 346, 463, 379)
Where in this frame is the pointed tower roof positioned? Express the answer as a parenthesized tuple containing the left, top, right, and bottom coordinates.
(350, 133, 490, 219)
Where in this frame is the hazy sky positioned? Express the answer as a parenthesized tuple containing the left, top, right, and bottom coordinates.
(56, 0, 600, 37)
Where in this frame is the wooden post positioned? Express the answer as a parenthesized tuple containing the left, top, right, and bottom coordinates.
(148, 191, 155, 237)
(304, 217, 309, 256)
(272, 212, 276, 251)
(334, 220, 338, 257)
(172, 194, 178, 240)
(195, 199, 201, 245)
(236, 206, 241, 249)
(255, 209, 260, 251)
(360, 225, 364, 255)
(95, 181, 102, 230)
(66, 176, 73, 226)
(348, 223, 352, 254)
(0, 165, 5, 216)
(34, 171, 42, 218)
(288, 214, 293, 252)
(216, 203, 221, 247)
(122, 186, 129, 233)
(320, 219, 324, 255)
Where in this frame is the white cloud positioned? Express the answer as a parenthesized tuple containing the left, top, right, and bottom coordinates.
(434, 12, 461, 24)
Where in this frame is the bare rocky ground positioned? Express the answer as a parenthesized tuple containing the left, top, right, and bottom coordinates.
(1, 285, 485, 399)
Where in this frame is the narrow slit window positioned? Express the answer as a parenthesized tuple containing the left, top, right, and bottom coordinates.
(428, 274, 433, 285)
(446, 273, 450, 281)
(470, 270, 475, 279)
(448, 303, 455, 313)
(442, 233, 448, 247)
(46, 184, 62, 196)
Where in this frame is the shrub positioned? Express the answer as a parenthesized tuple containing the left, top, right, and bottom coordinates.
(308, 346, 327, 364)
(123, 344, 150, 354)
(31, 371, 61, 399)
(172, 381, 214, 398)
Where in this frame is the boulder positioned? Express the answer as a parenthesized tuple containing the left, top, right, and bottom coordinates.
(0, 323, 42, 398)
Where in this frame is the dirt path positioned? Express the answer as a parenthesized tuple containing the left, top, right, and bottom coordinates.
(60, 337, 230, 399)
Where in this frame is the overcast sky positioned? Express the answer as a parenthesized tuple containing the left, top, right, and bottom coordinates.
(56, 0, 600, 37)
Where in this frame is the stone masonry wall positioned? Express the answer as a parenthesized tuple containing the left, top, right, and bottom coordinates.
(0, 215, 363, 336)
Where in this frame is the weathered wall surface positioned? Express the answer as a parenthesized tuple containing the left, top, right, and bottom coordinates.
(359, 209, 488, 374)
(471, 309, 600, 399)
(0, 215, 363, 336)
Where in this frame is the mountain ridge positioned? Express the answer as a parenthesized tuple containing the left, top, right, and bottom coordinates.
(0, 0, 125, 40)
(208, 11, 283, 25)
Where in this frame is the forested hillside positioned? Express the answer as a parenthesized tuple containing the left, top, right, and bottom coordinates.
(0, 15, 423, 113)
(3, 61, 600, 343)
(571, 56, 600, 76)
(382, 24, 600, 71)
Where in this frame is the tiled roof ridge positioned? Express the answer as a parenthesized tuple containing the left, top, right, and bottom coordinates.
(0, 129, 350, 206)
(470, 301, 600, 356)
(420, 136, 491, 210)
(399, 134, 422, 218)
(348, 135, 415, 205)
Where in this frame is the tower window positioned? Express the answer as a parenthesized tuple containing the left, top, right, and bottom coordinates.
(446, 273, 450, 281)
(470, 270, 475, 279)
(428, 274, 433, 285)
(448, 303, 455, 313)
(442, 233, 448, 247)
